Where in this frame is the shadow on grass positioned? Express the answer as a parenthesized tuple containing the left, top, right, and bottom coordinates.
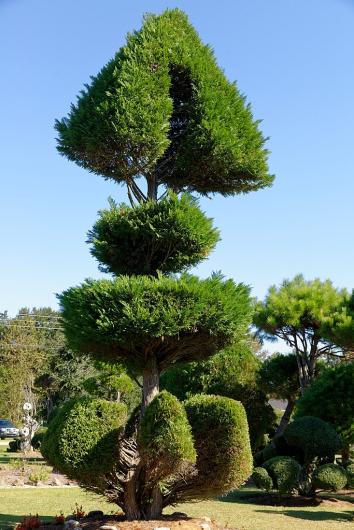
(255, 508, 354, 523)
(0, 514, 52, 529)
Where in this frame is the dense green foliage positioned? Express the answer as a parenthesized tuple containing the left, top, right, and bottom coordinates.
(296, 362, 354, 447)
(346, 464, 354, 488)
(88, 194, 220, 275)
(183, 395, 252, 497)
(59, 274, 252, 371)
(139, 391, 196, 477)
(161, 342, 276, 450)
(259, 354, 299, 401)
(42, 398, 127, 485)
(263, 456, 301, 494)
(284, 416, 342, 463)
(313, 464, 348, 492)
(55, 9, 272, 197)
(254, 275, 350, 389)
(252, 467, 273, 491)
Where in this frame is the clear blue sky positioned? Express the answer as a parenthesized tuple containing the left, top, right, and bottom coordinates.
(1, 0, 354, 319)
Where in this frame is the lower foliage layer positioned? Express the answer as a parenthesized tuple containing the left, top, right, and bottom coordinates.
(42, 393, 252, 519)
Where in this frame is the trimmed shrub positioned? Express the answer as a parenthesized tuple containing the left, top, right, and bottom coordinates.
(313, 464, 348, 492)
(88, 194, 220, 276)
(184, 395, 252, 496)
(284, 416, 342, 463)
(139, 391, 196, 477)
(263, 456, 301, 494)
(252, 467, 273, 491)
(41, 398, 127, 485)
(346, 463, 354, 488)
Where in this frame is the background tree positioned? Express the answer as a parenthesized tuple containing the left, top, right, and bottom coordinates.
(258, 353, 300, 436)
(161, 340, 277, 451)
(254, 275, 350, 393)
(45, 9, 273, 519)
(296, 362, 354, 464)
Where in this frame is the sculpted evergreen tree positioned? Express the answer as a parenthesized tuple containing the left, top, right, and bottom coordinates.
(43, 10, 273, 519)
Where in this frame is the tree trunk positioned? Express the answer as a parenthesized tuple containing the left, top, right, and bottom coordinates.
(142, 357, 159, 413)
(146, 486, 163, 519)
(274, 398, 296, 437)
(147, 175, 158, 201)
(341, 444, 351, 466)
(124, 478, 141, 520)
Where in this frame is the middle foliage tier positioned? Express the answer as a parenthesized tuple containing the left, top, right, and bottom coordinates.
(88, 193, 220, 276)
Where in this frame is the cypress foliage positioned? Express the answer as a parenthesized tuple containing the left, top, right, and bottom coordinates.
(49, 9, 273, 519)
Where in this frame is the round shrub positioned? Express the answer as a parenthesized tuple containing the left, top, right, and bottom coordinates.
(184, 394, 252, 497)
(139, 390, 196, 477)
(252, 467, 273, 491)
(313, 464, 348, 492)
(284, 416, 342, 463)
(346, 463, 354, 488)
(263, 456, 301, 494)
(41, 398, 127, 485)
(88, 194, 220, 276)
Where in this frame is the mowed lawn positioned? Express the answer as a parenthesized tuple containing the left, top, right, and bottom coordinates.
(0, 487, 353, 530)
(0, 442, 353, 530)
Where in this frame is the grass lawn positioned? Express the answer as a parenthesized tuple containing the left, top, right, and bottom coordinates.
(0, 442, 353, 530)
(0, 487, 353, 530)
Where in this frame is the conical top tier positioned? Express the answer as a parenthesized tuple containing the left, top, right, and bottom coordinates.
(55, 8, 273, 198)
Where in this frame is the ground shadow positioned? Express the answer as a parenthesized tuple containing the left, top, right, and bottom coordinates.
(255, 508, 354, 523)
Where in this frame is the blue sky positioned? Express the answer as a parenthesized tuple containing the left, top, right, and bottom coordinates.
(1, 0, 354, 325)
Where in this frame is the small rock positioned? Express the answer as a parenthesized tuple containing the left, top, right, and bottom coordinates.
(201, 518, 211, 524)
(88, 510, 104, 518)
(199, 524, 211, 530)
(153, 527, 171, 530)
(99, 526, 119, 530)
(64, 519, 80, 530)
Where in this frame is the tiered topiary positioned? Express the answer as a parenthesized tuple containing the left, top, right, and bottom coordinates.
(43, 9, 273, 519)
(252, 416, 343, 496)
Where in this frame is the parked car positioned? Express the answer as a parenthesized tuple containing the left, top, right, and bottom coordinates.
(0, 419, 20, 439)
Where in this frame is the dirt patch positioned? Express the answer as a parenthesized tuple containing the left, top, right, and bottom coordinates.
(0, 450, 76, 488)
(39, 515, 229, 530)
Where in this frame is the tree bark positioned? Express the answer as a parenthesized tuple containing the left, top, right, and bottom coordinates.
(341, 444, 351, 466)
(146, 486, 163, 519)
(274, 398, 296, 437)
(142, 357, 159, 413)
(147, 175, 158, 201)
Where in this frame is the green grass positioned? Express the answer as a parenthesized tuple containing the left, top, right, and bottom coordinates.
(0, 442, 353, 530)
(0, 487, 352, 530)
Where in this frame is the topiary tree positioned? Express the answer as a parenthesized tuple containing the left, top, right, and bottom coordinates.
(253, 417, 344, 496)
(51, 8, 273, 519)
(259, 353, 299, 436)
(296, 362, 354, 464)
(254, 275, 350, 393)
